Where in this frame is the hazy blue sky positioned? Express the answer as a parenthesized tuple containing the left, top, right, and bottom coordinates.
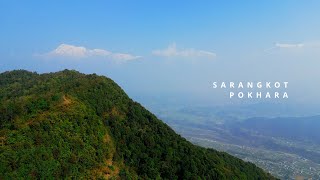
(1, 1, 320, 105)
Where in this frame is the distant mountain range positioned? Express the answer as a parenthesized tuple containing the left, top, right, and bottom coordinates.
(234, 116, 320, 144)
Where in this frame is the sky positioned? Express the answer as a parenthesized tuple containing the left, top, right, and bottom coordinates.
(1, 0, 320, 107)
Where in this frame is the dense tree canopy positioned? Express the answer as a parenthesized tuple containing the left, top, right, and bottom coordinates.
(0, 70, 276, 179)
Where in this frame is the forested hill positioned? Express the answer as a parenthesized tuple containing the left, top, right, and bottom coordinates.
(0, 70, 275, 179)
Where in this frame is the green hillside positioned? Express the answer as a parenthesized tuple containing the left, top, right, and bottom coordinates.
(0, 70, 275, 179)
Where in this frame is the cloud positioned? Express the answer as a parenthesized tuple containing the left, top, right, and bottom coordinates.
(275, 43, 304, 48)
(152, 43, 216, 59)
(37, 44, 141, 61)
(264, 42, 305, 53)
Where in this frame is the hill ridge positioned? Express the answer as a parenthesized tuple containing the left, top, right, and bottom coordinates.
(0, 69, 275, 179)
